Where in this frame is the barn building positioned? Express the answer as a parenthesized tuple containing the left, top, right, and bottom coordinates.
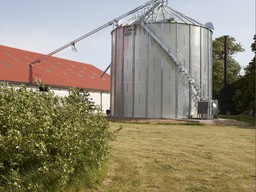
(0, 45, 110, 112)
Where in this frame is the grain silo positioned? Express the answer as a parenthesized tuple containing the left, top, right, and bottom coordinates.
(110, 0, 214, 119)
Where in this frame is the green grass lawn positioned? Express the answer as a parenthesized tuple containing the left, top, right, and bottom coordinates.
(79, 122, 255, 192)
(219, 115, 256, 127)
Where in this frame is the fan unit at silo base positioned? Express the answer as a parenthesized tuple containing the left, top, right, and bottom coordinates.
(110, 1, 214, 119)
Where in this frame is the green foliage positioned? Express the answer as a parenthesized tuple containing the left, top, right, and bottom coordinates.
(233, 35, 256, 114)
(0, 83, 113, 191)
(212, 36, 244, 96)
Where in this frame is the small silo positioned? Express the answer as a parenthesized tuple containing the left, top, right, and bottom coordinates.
(110, 1, 214, 119)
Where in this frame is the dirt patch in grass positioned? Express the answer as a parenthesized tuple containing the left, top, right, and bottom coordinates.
(106, 116, 247, 126)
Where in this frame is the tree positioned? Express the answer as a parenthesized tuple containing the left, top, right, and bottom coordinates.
(212, 36, 244, 97)
(233, 35, 256, 114)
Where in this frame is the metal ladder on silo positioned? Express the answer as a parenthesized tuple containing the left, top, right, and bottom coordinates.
(140, 22, 201, 97)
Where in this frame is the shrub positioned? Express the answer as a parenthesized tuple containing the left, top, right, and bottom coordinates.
(0, 83, 112, 191)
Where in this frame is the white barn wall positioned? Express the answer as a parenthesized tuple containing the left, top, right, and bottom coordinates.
(7, 84, 110, 114)
(89, 92, 110, 112)
(48, 88, 110, 113)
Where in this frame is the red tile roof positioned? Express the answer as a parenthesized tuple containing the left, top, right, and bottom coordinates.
(0, 45, 110, 91)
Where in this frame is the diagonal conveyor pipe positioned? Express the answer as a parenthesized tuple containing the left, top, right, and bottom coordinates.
(28, 0, 161, 67)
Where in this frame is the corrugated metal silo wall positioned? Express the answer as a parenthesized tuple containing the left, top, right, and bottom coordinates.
(111, 23, 212, 118)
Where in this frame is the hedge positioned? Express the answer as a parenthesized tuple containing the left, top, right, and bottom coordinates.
(0, 83, 113, 191)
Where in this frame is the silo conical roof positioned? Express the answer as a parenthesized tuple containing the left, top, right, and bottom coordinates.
(144, 3, 203, 25)
(124, 2, 211, 29)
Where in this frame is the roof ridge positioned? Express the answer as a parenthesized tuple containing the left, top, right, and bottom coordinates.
(0, 44, 93, 66)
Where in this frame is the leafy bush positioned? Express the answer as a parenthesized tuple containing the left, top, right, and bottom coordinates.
(0, 83, 112, 191)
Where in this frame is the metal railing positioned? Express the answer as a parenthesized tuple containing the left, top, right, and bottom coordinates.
(141, 22, 201, 97)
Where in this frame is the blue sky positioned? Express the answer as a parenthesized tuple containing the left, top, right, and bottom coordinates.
(0, 0, 254, 72)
